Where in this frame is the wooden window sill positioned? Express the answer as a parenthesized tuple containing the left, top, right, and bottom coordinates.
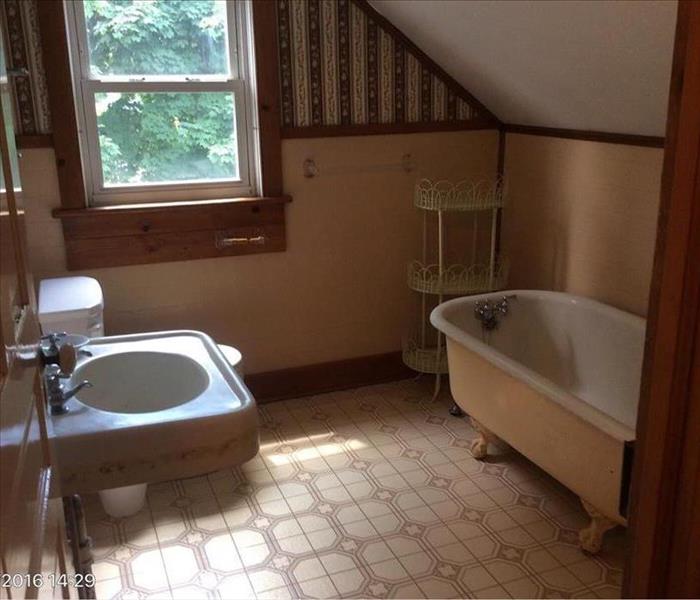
(52, 196, 292, 270)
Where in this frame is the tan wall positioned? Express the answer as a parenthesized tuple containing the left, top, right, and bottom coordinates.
(20, 130, 498, 373)
(503, 134, 663, 316)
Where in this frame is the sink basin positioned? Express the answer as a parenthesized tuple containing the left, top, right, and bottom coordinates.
(51, 330, 259, 495)
(75, 351, 209, 413)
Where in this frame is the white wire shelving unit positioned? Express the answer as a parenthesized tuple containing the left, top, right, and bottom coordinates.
(402, 177, 507, 399)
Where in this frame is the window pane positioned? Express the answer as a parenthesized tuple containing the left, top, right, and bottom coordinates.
(95, 92, 239, 186)
(84, 0, 229, 76)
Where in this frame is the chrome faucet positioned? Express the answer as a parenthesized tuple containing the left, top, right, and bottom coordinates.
(474, 294, 517, 330)
(40, 332, 66, 365)
(41, 332, 93, 362)
(44, 364, 92, 415)
(41, 339, 92, 415)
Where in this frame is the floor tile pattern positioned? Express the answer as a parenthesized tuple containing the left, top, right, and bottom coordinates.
(85, 380, 625, 599)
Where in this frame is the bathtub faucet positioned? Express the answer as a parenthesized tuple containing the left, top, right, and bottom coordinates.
(474, 295, 517, 330)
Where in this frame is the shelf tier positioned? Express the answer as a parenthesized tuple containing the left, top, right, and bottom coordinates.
(407, 260, 508, 296)
(402, 338, 449, 374)
(414, 178, 505, 212)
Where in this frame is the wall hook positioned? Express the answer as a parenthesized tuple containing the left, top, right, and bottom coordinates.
(303, 158, 319, 178)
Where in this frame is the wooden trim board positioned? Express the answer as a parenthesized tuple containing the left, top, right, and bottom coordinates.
(624, 1, 700, 597)
(246, 351, 414, 403)
(36, 1, 86, 209)
(54, 196, 291, 270)
(282, 120, 663, 146)
(252, 0, 284, 196)
(15, 134, 53, 149)
(281, 119, 496, 139)
(504, 123, 665, 148)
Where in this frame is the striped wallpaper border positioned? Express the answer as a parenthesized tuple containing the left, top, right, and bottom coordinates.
(277, 0, 497, 135)
(1, 0, 51, 135)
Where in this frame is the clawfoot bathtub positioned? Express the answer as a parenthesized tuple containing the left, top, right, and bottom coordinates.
(431, 291, 645, 553)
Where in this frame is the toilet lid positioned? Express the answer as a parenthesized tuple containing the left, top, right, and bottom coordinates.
(38, 277, 103, 323)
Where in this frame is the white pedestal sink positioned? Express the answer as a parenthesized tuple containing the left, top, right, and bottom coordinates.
(99, 483, 149, 517)
(50, 331, 259, 515)
(75, 350, 210, 414)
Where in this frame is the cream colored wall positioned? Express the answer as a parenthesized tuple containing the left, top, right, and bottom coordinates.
(503, 133, 663, 316)
(20, 130, 498, 373)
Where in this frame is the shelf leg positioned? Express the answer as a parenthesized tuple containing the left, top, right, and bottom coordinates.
(432, 373, 441, 401)
(420, 293, 427, 348)
(438, 210, 444, 280)
(432, 327, 444, 402)
(489, 207, 498, 289)
(421, 211, 428, 347)
(433, 209, 445, 403)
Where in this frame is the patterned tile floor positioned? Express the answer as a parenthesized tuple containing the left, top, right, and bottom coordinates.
(85, 379, 625, 599)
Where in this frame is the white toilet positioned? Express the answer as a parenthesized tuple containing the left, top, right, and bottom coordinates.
(38, 276, 105, 338)
(38, 276, 244, 517)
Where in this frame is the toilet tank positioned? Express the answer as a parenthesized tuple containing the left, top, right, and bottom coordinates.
(38, 276, 104, 337)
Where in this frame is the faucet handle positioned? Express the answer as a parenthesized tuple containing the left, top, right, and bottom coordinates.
(474, 300, 494, 320)
(44, 363, 70, 378)
(41, 332, 67, 343)
(41, 337, 77, 374)
(40, 332, 67, 362)
(495, 294, 517, 314)
(58, 343, 78, 374)
(59, 343, 78, 375)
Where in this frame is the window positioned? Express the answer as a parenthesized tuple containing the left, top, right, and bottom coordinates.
(66, 0, 259, 205)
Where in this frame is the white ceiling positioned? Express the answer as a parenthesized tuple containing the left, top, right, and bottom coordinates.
(370, 0, 677, 136)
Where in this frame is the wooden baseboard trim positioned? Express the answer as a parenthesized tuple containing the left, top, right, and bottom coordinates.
(503, 124, 665, 148)
(281, 119, 497, 139)
(246, 351, 414, 403)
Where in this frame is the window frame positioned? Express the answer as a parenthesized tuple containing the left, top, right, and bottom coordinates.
(65, 0, 261, 206)
(36, 0, 286, 270)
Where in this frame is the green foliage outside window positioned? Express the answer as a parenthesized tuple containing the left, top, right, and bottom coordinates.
(84, 0, 238, 185)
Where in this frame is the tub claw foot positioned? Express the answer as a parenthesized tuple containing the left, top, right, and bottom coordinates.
(579, 500, 616, 554)
(470, 437, 488, 459)
(449, 404, 465, 417)
(470, 418, 497, 460)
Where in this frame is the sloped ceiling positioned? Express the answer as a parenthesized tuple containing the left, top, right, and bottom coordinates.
(370, 0, 677, 136)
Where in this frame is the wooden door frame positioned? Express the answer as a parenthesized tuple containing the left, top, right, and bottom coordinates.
(624, 1, 700, 597)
